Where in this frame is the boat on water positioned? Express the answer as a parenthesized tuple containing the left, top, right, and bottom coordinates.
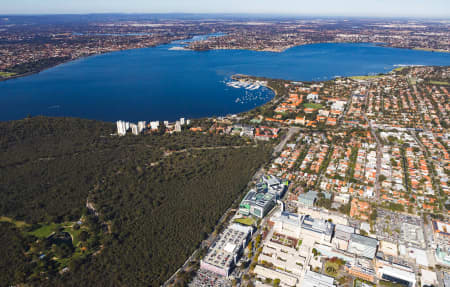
(226, 80, 261, 90)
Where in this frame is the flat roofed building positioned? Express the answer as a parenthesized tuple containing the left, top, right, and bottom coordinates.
(444, 272, 450, 287)
(376, 265, 416, 287)
(421, 269, 438, 287)
(333, 224, 355, 251)
(254, 265, 300, 287)
(261, 175, 287, 197)
(301, 215, 334, 243)
(302, 270, 336, 287)
(348, 234, 378, 259)
(379, 240, 398, 257)
(116, 120, 128, 136)
(432, 220, 450, 242)
(259, 240, 306, 276)
(200, 224, 252, 277)
(138, 121, 146, 133)
(298, 190, 318, 207)
(130, 123, 139, 135)
(271, 211, 302, 238)
(345, 258, 376, 283)
(239, 176, 284, 218)
(239, 189, 276, 218)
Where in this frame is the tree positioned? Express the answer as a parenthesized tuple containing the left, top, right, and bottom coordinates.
(79, 231, 89, 242)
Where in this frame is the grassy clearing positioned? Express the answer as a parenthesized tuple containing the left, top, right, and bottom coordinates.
(0, 216, 29, 227)
(0, 71, 16, 78)
(350, 75, 381, 80)
(324, 261, 340, 277)
(428, 80, 450, 86)
(303, 103, 324, 109)
(29, 223, 61, 238)
(234, 217, 255, 226)
(392, 67, 408, 72)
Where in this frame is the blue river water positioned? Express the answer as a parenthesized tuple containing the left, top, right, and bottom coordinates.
(0, 39, 449, 122)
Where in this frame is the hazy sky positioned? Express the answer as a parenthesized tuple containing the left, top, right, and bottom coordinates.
(1, 0, 449, 17)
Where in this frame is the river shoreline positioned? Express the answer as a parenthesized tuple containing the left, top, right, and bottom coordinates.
(1, 39, 448, 83)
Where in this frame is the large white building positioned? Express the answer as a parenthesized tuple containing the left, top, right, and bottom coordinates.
(116, 120, 128, 136)
(270, 212, 334, 243)
(150, 121, 159, 130)
(254, 265, 300, 287)
(175, 121, 182, 132)
(258, 240, 308, 277)
(302, 270, 336, 287)
(375, 260, 416, 287)
(138, 121, 146, 133)
(272, 211, 303, 238)
(130, 123, 139, 135)
(239, 176, 286, 218)
(300, 215, 334, 243)
(200, 224, 252, 277)
(347, 234, 378, 259)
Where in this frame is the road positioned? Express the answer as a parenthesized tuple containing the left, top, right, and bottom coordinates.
(364, 109, 382, 202)
(411, 131, 448, 216)
(273, 127, 300, 156)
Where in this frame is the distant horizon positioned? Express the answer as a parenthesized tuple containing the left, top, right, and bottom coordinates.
(2, 0, 449, 18)
(1, 12, 449, 20)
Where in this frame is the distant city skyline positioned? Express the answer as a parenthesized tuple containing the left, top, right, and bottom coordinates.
(2, 0, 450, 18)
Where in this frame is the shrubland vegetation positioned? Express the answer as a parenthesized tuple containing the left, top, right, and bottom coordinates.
(0, 116, 271, 286)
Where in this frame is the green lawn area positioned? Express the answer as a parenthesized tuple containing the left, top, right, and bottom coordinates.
(350, 75, 382, 80)
(29, 223, 62, 238)
(303, 103, 324, 109)
(428, 80, 450, 86)
(234, 217, 256, 226)
(392, 67, 408, 72)
(0, 71, 17, 78)
(324, 261, 340, 278)
(0, 216, 29, 227)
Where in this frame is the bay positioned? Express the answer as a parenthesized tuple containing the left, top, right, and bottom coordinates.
(0, 41, 449, 122)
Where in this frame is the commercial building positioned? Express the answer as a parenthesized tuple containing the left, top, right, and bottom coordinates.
(444, 272, 450, 287)
(239, 189, 276, 218)
(261, 175, 287, 198)
(298, 190, 318, 207)
(300, 215, 334, 243)
(258, 240, 307, 276)
(138, 121, 146, 133)
(130, 123, 139, 135)
(347, 234, 378, 259)
(432, 220, 450, 242)
(333, 224, 355, 251)
(345, 258, 376, 283)
(420, 269, 438, 287)
(302, 270, 336, 287)
(200, 224, 252, 277)
(375, 263, 416, 287)
(150, 121, 159, 130)
(239, 176, 285, 218)
(271, 211, 303, 238)
(254, 265, 300, 287)
(116, 120, 128, 136)
(175, 121, 182, 132)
